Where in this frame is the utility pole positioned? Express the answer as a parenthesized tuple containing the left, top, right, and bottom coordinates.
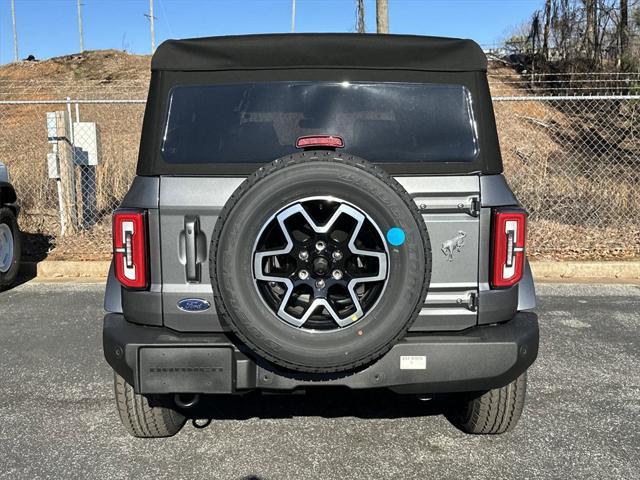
(356, 0, 366, 33)
(291, 0, 296, 33)
(145, 0, 156, 53)
(76, 0, 85, 53)
(376, 0, 389, 34)
(10, 0, 19, 62)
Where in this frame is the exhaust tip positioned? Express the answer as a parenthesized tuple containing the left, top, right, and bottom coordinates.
(174, 393, 200, 409)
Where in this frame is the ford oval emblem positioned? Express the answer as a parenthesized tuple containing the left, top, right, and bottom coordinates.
(177, 298, 211, 312)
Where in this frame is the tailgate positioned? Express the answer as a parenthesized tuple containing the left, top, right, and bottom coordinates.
(158, 176, 480, 332)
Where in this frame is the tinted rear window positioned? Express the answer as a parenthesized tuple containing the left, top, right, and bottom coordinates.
(161, 82, 478, 165)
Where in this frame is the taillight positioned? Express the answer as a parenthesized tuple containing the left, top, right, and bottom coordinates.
(296, 135, 344, 149)
(491, 208, 526, 288)
(113, 209, 148, 290)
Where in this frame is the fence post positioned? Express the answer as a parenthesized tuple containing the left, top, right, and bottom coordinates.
(74, 123, 99, 228)
(55, 108, 78, 235)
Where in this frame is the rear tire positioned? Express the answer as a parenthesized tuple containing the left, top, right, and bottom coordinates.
(113, 373, 186, 438)
(446, 372, 527, 435)
(0, 207, 21, 290)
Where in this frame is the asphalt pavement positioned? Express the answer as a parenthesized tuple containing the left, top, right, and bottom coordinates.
(0, 282, 638, 479)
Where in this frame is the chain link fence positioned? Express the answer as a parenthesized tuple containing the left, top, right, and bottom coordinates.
(0, 80, 638, 261)
(488, 71, 640, 96)
(493, 95, 640, 260)
(0, 97, 144, 260)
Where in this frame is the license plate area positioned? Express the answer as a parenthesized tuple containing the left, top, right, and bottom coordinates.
(138, 346, 234, 394)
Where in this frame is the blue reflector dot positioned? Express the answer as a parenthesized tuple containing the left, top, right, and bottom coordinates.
(386, 227, 406, 246)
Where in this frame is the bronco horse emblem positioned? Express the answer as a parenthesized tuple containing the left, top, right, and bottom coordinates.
(441, 231, 467, 262)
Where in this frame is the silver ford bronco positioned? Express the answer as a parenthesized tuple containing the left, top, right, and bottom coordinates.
(103, 34, 539, 437)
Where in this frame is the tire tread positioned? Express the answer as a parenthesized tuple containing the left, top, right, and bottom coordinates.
(447, 372, 527, 435)
(113, 373, 185, 438)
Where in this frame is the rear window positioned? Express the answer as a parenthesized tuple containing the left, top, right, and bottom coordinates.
(161, 82, 478, 165)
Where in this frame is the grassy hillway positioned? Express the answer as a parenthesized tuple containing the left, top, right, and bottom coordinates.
(0, 50, 637, 261)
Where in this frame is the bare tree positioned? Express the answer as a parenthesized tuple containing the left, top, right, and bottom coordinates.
(531, 10, 542, 53)
(505, 0, 638, 71)
(584, 0, 599, 61)
(620, 0, 629, 63)
(543, 0, 552, 59)
(376, 0, 389, 34)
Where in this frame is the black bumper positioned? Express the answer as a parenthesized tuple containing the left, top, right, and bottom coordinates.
(103, 312, 538, 395)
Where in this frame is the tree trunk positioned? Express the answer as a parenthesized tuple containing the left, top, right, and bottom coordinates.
(584, 0, 597, 61)
(620, 0, 629, 67)
(376, 0, 389, 34)
(592, 0, 598, 61)
(543, 0, 552, 60)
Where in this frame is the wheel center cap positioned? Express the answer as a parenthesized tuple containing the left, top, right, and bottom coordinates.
(312, 256, 330, 277)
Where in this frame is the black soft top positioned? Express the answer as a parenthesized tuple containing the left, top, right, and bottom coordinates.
(152, 33, 487, 72)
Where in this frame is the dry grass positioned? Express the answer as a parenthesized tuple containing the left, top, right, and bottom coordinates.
(1, 52, 638, 260)
(529, 220, 640, 260)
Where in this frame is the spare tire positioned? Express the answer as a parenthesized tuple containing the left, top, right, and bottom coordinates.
(210, 151, 431, 373)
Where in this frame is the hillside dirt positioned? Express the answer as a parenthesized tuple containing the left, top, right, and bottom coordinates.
(0, 50, 150, 95)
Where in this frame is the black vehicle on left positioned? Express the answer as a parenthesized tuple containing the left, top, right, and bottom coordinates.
(0, 161, 21, 289)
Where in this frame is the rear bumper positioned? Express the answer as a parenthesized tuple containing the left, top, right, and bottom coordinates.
(103, 312, 538, 395)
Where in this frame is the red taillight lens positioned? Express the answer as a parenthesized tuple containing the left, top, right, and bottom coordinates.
(113, 209, 148, 290)
(491, 208, 527, 288)
(296, 135, 344, 149)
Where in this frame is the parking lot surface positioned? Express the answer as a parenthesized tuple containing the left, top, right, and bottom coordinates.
(0, 282, 638, 479)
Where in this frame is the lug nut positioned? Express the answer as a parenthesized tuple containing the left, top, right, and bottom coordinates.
(298, 250, 309, 261)
(315, 241, 326, 252)
(316, 279, 326, 289)
(332, 269, 343, 280)
(298, 270, 309, 280)
(332, 250, 343, 261)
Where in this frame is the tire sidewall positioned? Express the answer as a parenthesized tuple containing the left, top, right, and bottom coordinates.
(212, 153, 431, 372)
(0, 207, 20, 286)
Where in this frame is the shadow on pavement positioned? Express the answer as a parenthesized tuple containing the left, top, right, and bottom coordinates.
(188, 388, 447, 421)
(1, 232, 51, 292)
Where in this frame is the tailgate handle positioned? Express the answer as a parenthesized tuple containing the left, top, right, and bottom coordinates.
(184, 217, 200, 282)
